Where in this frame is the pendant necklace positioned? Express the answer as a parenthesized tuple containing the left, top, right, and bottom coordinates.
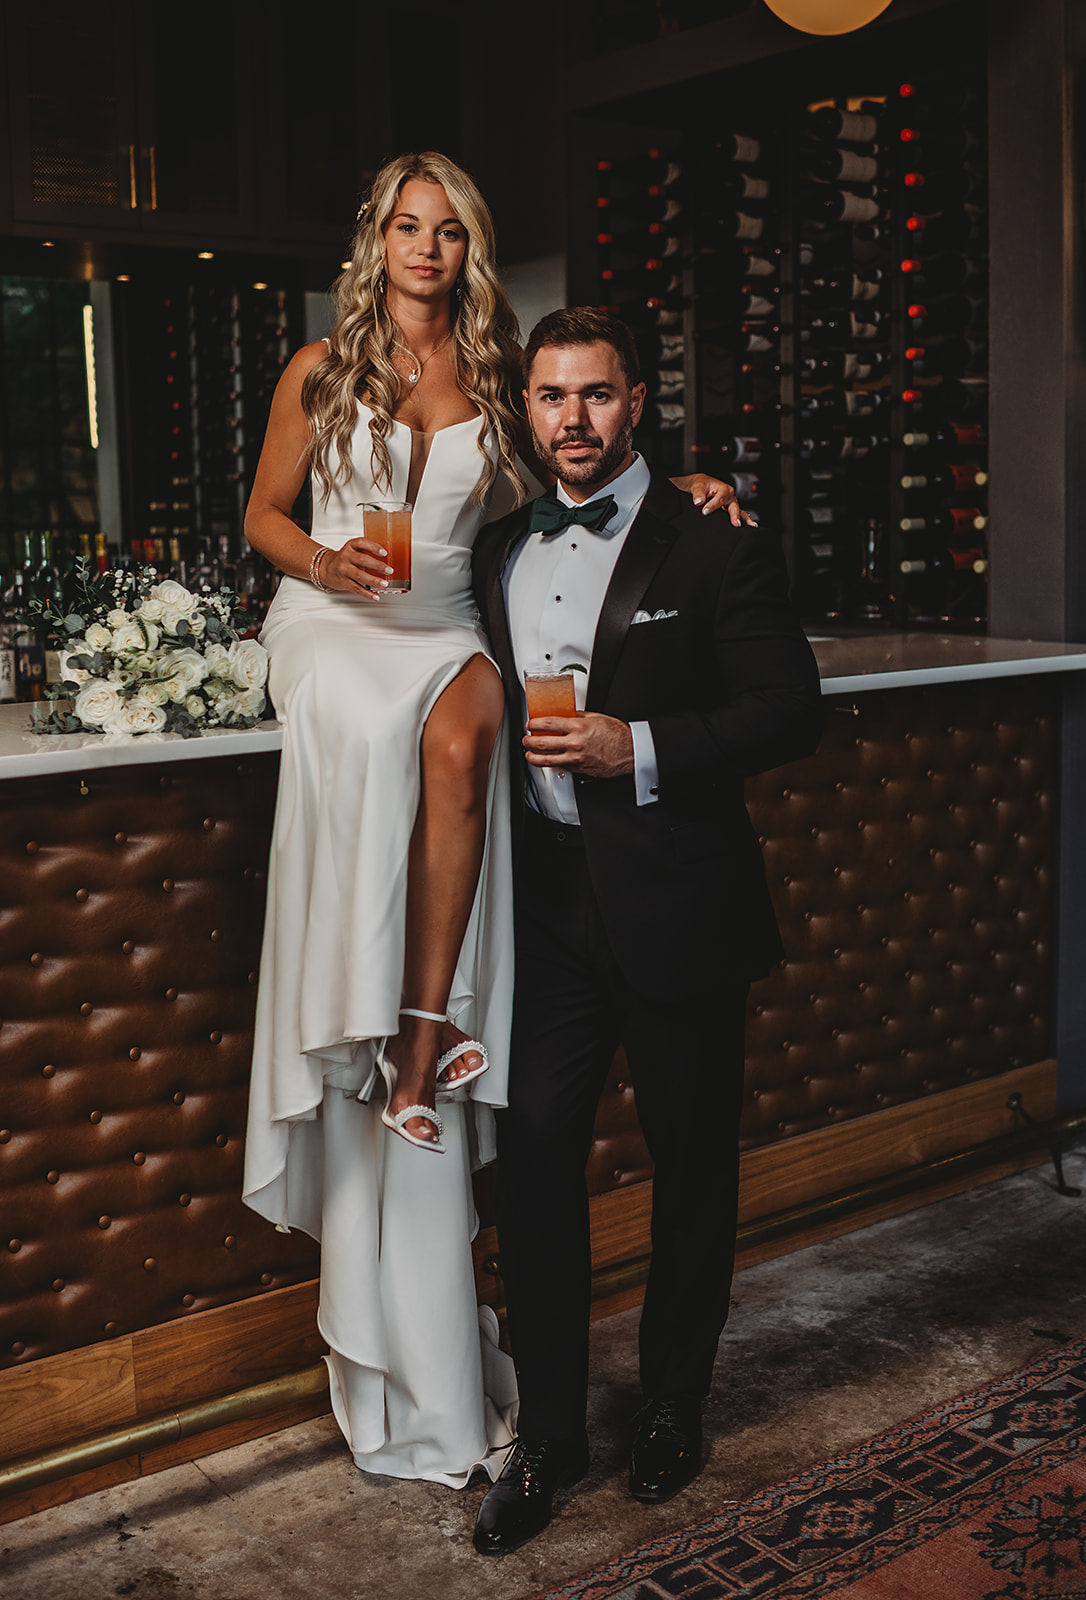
(394, 329, 453, 384)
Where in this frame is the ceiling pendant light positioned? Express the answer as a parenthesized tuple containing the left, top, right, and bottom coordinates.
(763, 0, 893, 36)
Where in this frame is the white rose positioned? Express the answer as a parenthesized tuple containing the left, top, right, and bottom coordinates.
(157, 607, 186, 636)
(102, 699, 168, 735)
(227, 638, 269, 690)
(204, 643, 231, 678)
(74, 679, 124, 728)
(157, 647, 209, 698)
(59, 649, 91, 686)
(85, 622, 113, 652)
(150, 579, 199, 616)
(132, 651, 157, 673)
(136, 597, 163, 622)
(109, 618, 146, 653)
(228, 685, 266, 720)
(136, 681, 170, 708)
(106, 609, 128, 628)
(184, 693, 207, 719)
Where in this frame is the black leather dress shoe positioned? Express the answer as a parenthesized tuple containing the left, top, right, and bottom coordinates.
(629, 1397, 703, 1503)
(473, 1436, 590, 1556)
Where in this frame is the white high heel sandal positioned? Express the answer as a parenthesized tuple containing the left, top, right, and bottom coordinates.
(375, 1008, 447, 1153)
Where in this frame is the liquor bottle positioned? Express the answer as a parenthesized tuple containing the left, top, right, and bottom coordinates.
(802, 349, 889, 382)
(11, 561, 44, 702)
(94, 532, 110, 576)
(0, 568, 16, 705)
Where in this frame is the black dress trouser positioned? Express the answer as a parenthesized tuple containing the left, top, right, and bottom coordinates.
(496, 811, 749, 1443)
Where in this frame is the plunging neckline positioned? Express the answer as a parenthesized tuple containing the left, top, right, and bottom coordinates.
(356, 400, 484, 507)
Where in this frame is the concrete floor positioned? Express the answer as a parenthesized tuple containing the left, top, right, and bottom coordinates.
(2, 1144, 1084, 1600)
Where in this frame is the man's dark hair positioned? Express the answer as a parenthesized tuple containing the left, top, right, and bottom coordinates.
(523, 307, 640, 388)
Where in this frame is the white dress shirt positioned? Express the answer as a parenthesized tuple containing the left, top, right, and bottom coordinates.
(503, 452, 660, 824)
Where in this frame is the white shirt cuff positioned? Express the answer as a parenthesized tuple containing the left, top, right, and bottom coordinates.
(630, 720, 660, 806)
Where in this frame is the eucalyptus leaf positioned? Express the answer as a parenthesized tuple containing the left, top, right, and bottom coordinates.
(66, 654, 93, 671)
(63, 614, 85, 633)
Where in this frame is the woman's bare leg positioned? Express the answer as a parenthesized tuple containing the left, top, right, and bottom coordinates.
(385, 654, 506, 1142)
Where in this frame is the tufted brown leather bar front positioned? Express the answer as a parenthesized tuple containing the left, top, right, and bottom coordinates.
(581, 677, 1054, 1198)
(0, 675, 1056, 1382)
(0, 753, 319, 1372)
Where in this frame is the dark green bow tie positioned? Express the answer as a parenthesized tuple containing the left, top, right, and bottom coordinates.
(529, 492, 618, 536)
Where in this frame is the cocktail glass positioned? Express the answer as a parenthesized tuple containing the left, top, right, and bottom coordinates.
(523, 667, 578, 723)
(361, 500, 412, 592)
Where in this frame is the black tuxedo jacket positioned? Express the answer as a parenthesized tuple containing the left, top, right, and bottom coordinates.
(472, 474, 824, 992)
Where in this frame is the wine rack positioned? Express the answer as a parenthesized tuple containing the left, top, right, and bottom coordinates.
(120, 272, 297, 597)
(583, 16, 990, 632)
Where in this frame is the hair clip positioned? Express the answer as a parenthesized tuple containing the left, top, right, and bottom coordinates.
(356, 200, 370, 220)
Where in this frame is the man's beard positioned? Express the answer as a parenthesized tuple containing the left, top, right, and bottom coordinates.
(531, 415, 634, 487)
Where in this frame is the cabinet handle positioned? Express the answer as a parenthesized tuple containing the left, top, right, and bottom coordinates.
(148, 145, 158, 210)
(128, 146, 137, 209)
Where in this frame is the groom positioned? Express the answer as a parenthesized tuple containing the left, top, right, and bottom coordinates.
(470, 308, 823, 1555)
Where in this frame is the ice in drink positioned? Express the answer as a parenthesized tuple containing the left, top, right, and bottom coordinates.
(523, 668, 577, 722)
(362, 501, 412, 591)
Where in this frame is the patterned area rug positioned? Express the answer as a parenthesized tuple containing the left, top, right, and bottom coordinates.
(530, 1339, 1086, 1600)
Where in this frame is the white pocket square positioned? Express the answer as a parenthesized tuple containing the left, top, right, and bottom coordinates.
(631, 608, 679, 625)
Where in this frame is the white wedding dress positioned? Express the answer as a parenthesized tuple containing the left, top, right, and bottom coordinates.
(242, 403, 519, 1485)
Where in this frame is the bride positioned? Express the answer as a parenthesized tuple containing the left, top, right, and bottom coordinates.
(241, 150, 738, 1486)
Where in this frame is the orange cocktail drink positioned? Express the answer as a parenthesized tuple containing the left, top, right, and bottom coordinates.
(362, 501, 412, 591)
(523, 668, 578, 723)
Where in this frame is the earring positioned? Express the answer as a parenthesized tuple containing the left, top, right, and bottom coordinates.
(377, 269, 387, 296)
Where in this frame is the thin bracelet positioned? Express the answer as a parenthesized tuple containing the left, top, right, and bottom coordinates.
(309, 546, 332, 592)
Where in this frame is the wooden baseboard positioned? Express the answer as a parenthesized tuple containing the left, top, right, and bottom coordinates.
(0, 1058, 1059, 1522)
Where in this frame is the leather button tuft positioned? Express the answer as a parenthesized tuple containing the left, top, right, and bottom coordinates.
(243, 867, 255, 881)
(98, 1215, 111, 1230)
(46, 1170, 59, 1184)
(165, 987, 178, 1001)
(210, 929, 221, 941)
(162, 878, 174, 892)
(223, 1235, 237, 1250)
(25, 841, 39, 854)
(209, 1030, 222, 1044)
(181, 1293, 195, 1307)
(114, 831, 127, 844)
(29, 952, 43, 967)
(129, 1047, 141, 1061)
(74, 888, 89, 902)
(178, 1193, 192, 1206)
(11, 1342, 26, 1355)
(203, 817, 216, 831)
(173, 1091, 185, 1105)
(122, 940, 135, 954)
(260, 1273, 273, 1286)
(132, 1151, 146, 1165)
(41, 1064, 55, 1078)
(52, 1278, 65, 1292)
(143, 1258, 157, 1271)
(103, 1322, 119, 1336)
(88, 1110, 102, 1124)
(248, 972, 258, 985)
(79, 1002, 93, 1016)
(215, 1134, 229, 1147)
(0, 1130, 11, 1144)
(7, 1239, 21, 1253)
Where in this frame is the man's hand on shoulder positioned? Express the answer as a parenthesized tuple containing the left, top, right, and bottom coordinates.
(524, 714, 634, 780)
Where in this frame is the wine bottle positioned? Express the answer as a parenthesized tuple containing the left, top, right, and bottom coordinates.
(800, 433, 883, 466)
(904, 212, 987, 253)
(803, 349, 889, 382)
(903, 376, 988, 419)
(903, 422, 986, 450)
(649, 367, 686, 399)
(801, 389, 889, 422)
(800, 184, 881, 225)
(805, 148, 880, 185)
(804, 309, 885, 343)
(900, 255, 985, 295)
(901, 464, 989, 493)
(712, 171, 771, 203)
(596, 192, 682, 227)
(730, 470, 759, 500)
(0, 568, 16, 705)
(906, 294, 987, 335)
(900, 507, 987, 535)
(905, 338, 988, 378)
(598, 151, 681, 187)
(645, 401, 685, 431)
(714, 133, 762, 165)
(807, 107, 879, 143)
(903, 168, 987, 211)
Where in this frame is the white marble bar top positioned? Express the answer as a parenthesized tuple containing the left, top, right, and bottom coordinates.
(812, 634, 1086, 695)
(1, 636, 1084, 777)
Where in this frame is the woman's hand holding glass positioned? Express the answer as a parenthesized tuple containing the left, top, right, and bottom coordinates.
(319, 538, 395, 600)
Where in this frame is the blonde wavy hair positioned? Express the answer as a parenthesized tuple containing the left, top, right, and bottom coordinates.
(302, 151, 527, 508)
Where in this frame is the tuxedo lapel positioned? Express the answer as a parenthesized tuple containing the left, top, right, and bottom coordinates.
(483, 511, 532, 706)
(586, 478, 679, 712)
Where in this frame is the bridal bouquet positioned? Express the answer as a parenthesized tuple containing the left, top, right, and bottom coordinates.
(29, 562, 269, 739)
